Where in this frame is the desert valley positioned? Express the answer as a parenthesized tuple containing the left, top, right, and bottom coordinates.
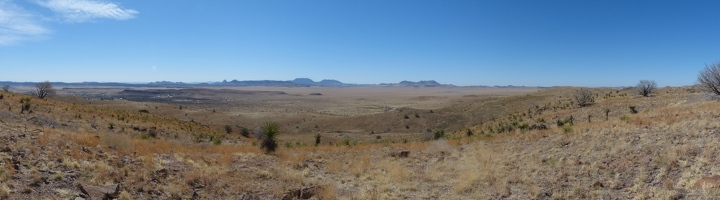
(1, 79, 720, 199)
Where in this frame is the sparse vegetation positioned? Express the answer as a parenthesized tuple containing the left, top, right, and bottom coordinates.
(260, 122, 279, 153)
(629, 105, 638, 114)
(224, 124, 232, 134)
(620, 114, 630, 121)
(1, 85, 8, 92)
(433, 130, 445, 140)
(573, 89, 594, 107)
(32, 81, 56, 99)
(212, 136, 222, 145)
(1, 85, 718, 199)
(636, 80, 657, 97)
(240, 127, 250, 138)
(698, 62, 720, 95)
(20, 97, 31, 113)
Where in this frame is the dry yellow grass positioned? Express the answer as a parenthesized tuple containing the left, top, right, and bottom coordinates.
(2, 86, 720, 198)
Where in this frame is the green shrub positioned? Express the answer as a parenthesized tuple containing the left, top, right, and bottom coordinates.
(224, 125, 232, 134)
(212, 137, 222, 145)
(240, 127, 250, 138)
(620, 115, 630, 121)
(629, 106, 638, 114)
(138, 109, 149, 113)
(537, 118, 546, 123)
(20, 97, 31, 113)
(519, 123, 529, 130)
(315, 133, 321, 146)
(563, 126, 573, 134)
(260, 122, 279, 153)
(433, 130, 446, 140)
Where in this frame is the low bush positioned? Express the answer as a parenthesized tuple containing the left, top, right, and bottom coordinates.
(260, 122, 279, 153)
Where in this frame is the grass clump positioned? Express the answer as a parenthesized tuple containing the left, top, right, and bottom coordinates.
(212, 137, 222, 145)
(620, 115, 630, 121)
(240, 127, 250, 138)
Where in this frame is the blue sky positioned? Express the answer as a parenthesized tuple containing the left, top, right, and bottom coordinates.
(0, 0, 718, 87)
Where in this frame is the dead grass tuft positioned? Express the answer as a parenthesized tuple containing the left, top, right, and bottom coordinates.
(69, 132, 99, 147)
(0, 184, 10, 199)
(318, 183, 338, 199)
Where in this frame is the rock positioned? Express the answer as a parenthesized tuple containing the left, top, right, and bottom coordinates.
(237, 192, 260, 200)
(670, 189, 686, 200)
(390, 150, 410, 158)
(500, 186, 511, 198)
(535, 189, 552, 200)
(78, 183, 120, 200)
(281, 186, 319, 200)
(694, 175, 720, 189)
(16, 148, 29, 158)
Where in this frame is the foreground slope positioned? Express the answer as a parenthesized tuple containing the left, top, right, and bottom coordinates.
(1, 87, 720, 199)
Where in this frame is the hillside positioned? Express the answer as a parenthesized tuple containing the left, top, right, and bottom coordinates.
(1, 87, 720, 199)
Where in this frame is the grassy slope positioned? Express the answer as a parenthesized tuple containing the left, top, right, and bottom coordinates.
(1, 87, 720, 199)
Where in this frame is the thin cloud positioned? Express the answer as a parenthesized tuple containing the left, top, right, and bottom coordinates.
(0, 0, 50, 45)
(35, 0, 138, 22)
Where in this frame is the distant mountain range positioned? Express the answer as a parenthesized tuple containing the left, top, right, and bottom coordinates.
(0, 79, 456, 88)
(382, 80, 448, 87)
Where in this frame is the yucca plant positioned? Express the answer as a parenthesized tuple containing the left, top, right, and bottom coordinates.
(260, 122, 279, 153)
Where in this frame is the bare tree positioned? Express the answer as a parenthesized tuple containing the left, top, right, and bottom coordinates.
(32, 81, 56, 99)
(636, 80, 656, 97)
(574, 89, 594, 107)
(1, 85, 8, 92)
(698, 63, 720, 95)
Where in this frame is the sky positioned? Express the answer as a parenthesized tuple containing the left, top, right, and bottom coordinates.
(1, 0, 719, 87)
